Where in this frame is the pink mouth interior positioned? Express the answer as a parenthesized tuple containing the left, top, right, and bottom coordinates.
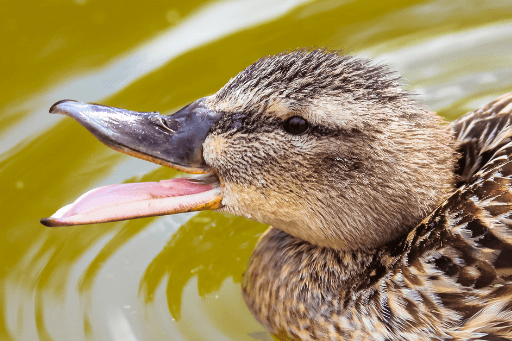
(42, 178, 222, 226)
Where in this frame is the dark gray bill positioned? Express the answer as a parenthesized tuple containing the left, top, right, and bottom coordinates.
(41, 99, 225, 227)
(49, 98, 223, 173)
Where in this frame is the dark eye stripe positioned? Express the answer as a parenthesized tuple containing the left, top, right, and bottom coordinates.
(212, 111, 362, 138)
(284, 116, 309, 135)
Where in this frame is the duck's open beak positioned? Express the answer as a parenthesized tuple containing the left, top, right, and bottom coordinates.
(40, 99, 224, 227)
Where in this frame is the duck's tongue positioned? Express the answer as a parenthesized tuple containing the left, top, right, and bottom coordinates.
(41, 178, 222, 227)
(41, 99, 224, 227)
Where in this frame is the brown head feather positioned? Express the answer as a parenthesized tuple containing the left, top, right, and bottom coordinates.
(203, 49, 457, 250)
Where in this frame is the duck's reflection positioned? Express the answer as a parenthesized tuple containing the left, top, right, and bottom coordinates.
(140, 211, 267, 319)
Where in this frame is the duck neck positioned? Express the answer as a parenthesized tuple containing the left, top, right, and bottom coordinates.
(242, 227, 385, 336)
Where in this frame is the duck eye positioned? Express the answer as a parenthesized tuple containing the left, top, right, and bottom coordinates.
(283, 116, 309, 135)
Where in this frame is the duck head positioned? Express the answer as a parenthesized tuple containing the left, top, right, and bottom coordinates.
(42, 49, 456, 251)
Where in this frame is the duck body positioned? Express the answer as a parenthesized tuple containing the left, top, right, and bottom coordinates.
(243, 93, 512, 340)
(41, 50, 512, 340)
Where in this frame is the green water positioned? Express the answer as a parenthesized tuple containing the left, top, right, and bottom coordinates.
(1, 0, 511, 340)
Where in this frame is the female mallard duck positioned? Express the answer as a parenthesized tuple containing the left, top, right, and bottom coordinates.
(42, 49, 512, 340)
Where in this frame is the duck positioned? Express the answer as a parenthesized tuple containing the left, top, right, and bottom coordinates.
(41, 49, 512, 340)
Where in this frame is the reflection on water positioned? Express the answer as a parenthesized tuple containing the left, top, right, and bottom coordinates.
(1, 0, 511, 340)
(365, 20, 512, 116)
(140, 212, 267, 318)
(0, 0, 311, 159)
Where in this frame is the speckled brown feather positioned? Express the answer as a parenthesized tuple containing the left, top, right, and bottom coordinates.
(200, 49, 512, 340)
(242, 92, 512, 340)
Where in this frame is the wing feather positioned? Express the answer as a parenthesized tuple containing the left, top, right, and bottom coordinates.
(393, 92, 512, 339)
